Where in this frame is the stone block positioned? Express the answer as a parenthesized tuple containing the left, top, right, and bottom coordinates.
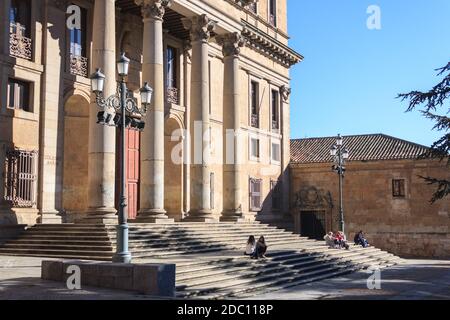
(41, 260, 63, 281)
(41, 260, 176, 297)
(133, 264, 176, 297)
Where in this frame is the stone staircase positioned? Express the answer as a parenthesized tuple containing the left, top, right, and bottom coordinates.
(0, 222, 402, 299)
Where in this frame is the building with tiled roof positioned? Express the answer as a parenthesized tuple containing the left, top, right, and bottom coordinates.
(291, 134, 429, 164)
(289, 133, 449, 259)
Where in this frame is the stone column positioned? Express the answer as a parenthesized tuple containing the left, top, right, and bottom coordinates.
(217, 32, 245, 222)
(182, 15, 216, 222)
(280, 85, 292, 219)
(0, 0, 11, 56)
(37, 0, 67, 224)
(83, 0, 117, 224)
(134, 0, 172, 223)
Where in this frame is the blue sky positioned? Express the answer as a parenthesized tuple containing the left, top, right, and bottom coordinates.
(287, 0, 450, 146)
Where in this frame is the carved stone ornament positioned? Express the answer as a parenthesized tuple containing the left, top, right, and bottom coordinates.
(293, 186, 334, 210)
(216, 32, 245, 57)
(135, 0, 173, 20)
(280, 85, 291, 102)
(182, 14, 217, 42)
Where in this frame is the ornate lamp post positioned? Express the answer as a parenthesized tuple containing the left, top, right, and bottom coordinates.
(90, 53, 153, 263)
(330, 134, 349, 234)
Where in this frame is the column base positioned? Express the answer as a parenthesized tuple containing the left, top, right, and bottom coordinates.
(220, 209, 246, 223)
(184, 209, 217, 223)
(38, 211, 62, 224)
(77, 207, 117, 225)
(135, 209, 173, 224)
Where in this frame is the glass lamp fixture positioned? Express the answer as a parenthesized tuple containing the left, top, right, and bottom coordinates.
(117, 52, 130, 77)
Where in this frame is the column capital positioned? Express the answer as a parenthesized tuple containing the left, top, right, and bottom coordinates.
(182, 14, 217, 42)
(49, 0, 68, 10)
(135, 0, 172, 21)
(216, 32, 245, 57)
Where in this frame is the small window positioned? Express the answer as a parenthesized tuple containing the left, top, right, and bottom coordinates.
(69, 6, 87, 57)
(269, 0, 277, 27)
(250, 81, 259, 128)
(271, 143, 280, 162)
(250, 137, 260, 160)
(166, 46, 179, 104)
(271, 90, 279, 130)
(3, 149, 38, 208)
(392, 179, 406, 198)
(10, 0, 31, 37)
(271, 180, 281, 210)
(250, 178, 262, 212)
(210, 172, 215, 210)
(249, 2, 257, 14)
(7, 78, 31, 112)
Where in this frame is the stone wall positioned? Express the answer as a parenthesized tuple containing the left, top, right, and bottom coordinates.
(290, 159, 450, 259)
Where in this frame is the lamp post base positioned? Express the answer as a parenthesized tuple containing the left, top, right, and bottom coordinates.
(112, 223, 132, 263)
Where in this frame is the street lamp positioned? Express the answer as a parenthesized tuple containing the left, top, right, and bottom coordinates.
(330, 134, 350, 234)
(90, 53, 153, 263)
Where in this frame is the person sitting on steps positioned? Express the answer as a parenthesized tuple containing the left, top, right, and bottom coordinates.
(252, 236, 268, 259)
(335, 231, 350, 250)
(245, 235, 256, 256)
(324, 232, 336, 249)
(354, 231, 370, 248)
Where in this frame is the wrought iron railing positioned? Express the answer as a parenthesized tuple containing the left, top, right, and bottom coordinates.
(251, 114, 259, 128)
(3, 149, 38, 208)
(9, 23, 32, 60)
(70, 54, 88, 77)
(167, 87, 179, 104)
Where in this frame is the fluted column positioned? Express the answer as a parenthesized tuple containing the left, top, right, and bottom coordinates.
(182, 15, 216, 222)
(135, 0, 172, 223)
(217, 32, 245, 222)
(83, 0, 117, 224)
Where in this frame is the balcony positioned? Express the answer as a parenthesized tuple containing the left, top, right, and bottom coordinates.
(70, 54, 89, 77)
(9, 23, 32, 60)
(251, 114, 259, 128)
(167, 87, 179, 105)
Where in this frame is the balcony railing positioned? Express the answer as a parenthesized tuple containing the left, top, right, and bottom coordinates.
(3, 149, 38, 208)
(167, 87, 179, 105)
(9, 23, 32, 60)
(251, 114, 259, 128)
(70, 54, 89, 77)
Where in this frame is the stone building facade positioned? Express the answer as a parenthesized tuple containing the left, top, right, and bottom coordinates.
(0, 0, 302, 226)
(290, 134, 450, 259)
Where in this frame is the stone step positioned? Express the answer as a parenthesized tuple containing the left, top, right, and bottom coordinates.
(177, 263, 352, 298)
(0, 247, 113, 257)
(25, 230, 110, 236)
(16, 235, 112, 241)
(1, 243, 114, 251)
(0, 252, 111, 261)
(8, 239, 113, 246)
(228, 266, 361, 299)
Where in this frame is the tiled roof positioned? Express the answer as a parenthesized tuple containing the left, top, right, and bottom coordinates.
(290, 134, 430, 164)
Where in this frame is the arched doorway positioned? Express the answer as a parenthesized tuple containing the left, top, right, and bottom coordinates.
(62, 94, 89, 222)
(164, 116, 184, 221)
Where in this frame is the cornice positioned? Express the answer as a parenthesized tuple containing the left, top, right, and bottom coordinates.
(241, 21, 303, 67)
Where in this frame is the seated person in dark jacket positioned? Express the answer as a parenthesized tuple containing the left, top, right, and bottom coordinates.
(253, 236, 268, 259)
(354, 231, 369, 248)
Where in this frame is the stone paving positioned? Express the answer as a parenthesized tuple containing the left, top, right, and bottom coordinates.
(0, 255, 449, 300)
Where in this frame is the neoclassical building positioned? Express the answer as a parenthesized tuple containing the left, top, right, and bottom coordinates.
(0, 0, 302, 226)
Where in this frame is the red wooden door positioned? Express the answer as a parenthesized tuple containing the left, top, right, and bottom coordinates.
(116, 129, 140, 220)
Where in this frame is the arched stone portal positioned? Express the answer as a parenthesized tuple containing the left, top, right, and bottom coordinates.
(164, 116, 184, 221)
(62, 94, 89, 222)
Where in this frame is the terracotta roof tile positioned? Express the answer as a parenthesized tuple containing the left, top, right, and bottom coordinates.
(290, 134, 430, 164)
